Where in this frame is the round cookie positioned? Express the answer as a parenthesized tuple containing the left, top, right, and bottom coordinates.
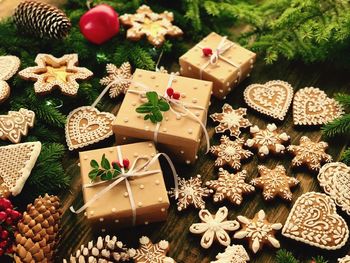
(0, 81, 10, 104)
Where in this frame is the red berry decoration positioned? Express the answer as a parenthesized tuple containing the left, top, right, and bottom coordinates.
(172, 92, 181, 100)
(202, 47, 213, 57)
(166, 87, 174, 97)
(79, 4, 120, 45)
(122, 159, 130, 169)
(0, 198, 21, 256)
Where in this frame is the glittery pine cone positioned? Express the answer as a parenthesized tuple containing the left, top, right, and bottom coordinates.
(13, 194, 61, 263)
(64, 235, 132, 262)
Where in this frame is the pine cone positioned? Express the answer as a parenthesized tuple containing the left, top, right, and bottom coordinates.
(64, 235, 132, 263)
(13, 194, 61, 263)
(13, 0, 71, 39)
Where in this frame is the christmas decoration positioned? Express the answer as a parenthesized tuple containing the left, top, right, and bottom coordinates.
(119, 5, 183, 47)
(244, 80, 294, 121)
(245, 123, 290, 157)
(13, 0, 71, 39)
(234, 210, 282, 253)
(318, 162, 350, 216)
(0, 198, 22, 256)
(211, 245, 250, 263)
(100, 62, 132, 98)
(282, 192, 349, 250)
(0, 55, 20, 104)
(0, 108, 35, 144)
(275, 249, 328, 263)
(206, 168, 255, 205)
(168, 175, 212, 211)
(293, 87, 343, 125)
(189, 206, 240, 249)
(251, 165, 299, 201)
(65, 106, 115, 151)
(14, 194, 62, 262)
(339, 255, 350, 263)
(210, 136, 253, 170)
(19, 54, 93, 96)
(64, 235, 132, 262)
(0, 141, 41, 198)
(79, 4, 120, 45)
(210, 104, 252, 138)
(287, 136, 332, 171)
(179, 32, 256, 99)
(113, 69, 212, 164)
(129, 236, 176, 263)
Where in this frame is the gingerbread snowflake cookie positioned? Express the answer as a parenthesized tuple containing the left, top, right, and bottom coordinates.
(120, 5, 183, 47)
(251, 165, 299, 201)
(0, 55, 20, 104)
(244, 80, 294, 120)
(234, 210, 282, 253)
(206, 168, 255, 205)
(19, 54, 93, 96)
(282, 192, 349, 250)
(129, 236, 176, 263)
(100, 62, 132, 98)
(210, 136, 253, 170)
(210, 104, 251, 138)
(211, 245, 250, 263)
(168, 175, 212, 211)
(245, 123, 290, 157)
(287, 136, 332, 171)
(190, 206, 240, 249)
(338, 256, 350, 263)
(293, 87, 343, 125)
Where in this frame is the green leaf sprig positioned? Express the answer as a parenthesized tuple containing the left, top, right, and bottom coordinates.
(136, 91, 170, 123)
(88, 154, 123, 181)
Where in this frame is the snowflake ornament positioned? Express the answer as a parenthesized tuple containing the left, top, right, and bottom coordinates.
(210, 136, 253, 170)
(206, 168, 255, 205)
(210, 104, 252, 138)
(100, 62, 132, 98)
(234, 210, 282, 253)
(211, 244, 250, 263)
(287, 136, 332, 171)
(168, 175, 212, 211)
(190, 206, 240, 249)
(251, 165, 299, 201)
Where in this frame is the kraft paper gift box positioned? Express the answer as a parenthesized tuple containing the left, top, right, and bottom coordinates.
(179, 32, 256, 99)
(77, 141, 170, 230)
(113, 68, 212, 164)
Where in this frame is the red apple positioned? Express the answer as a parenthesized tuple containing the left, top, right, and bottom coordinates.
(79, 4, 120, 45)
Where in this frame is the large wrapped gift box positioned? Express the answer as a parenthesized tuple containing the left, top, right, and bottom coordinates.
(179, 32, 256, 99)
(79, 141, 170, 230)
(113, 69, 212, 164)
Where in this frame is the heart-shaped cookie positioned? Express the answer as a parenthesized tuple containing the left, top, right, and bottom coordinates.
(293, 87, 343, 125)
(318, 162, 350, 216)
(282, 192, 349, 250)
(65, 106, 115, 151)
(244, 80, 293, 120)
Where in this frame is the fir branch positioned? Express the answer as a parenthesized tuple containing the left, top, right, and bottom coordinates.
(275, 249, 300, 263)
(128, 45, 156, 70)
(184, 0, 201, 31)
(335, 93, 350, 108)
(313, 256, 328, 263)
(322, 114, 350, 137)
(341, 148, 350, 165)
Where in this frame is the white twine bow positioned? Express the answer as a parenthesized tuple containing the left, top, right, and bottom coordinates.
(70, 147, 179, 226)
(197, 36, 242, 81)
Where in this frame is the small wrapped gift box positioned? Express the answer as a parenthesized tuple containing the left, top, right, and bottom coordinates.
(77, 142, 170, 230)
(179, 32, 256, 99)
(113, 69, 212, 164)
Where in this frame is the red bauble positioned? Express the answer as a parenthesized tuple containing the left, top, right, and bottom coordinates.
(79, 4, 119, 45)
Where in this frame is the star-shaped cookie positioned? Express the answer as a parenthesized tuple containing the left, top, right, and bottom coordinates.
(119, 5, 183, 47)
(287, 136, 332, 171)
(129, 236, 176, 263)
(168, 175, 212, 211)
(210, 136, 253, 170)
(251, 165, 299, 201)
(210, 104, 252, 138)
(234, 210, 282, 253)
(100, 62, 132, 98)
(19, 54, 93, 96)
(190, 206, 240, 249)
(206, 168, 255, 205)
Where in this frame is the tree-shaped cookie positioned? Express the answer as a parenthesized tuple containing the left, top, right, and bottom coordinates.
(211, 245, 250, 263)
(119, 5, 183, 47)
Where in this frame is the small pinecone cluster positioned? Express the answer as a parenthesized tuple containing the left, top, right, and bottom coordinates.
(13, 194, 61, 262)
(64, 235, 132, 263)
(13, 0, 71, 39)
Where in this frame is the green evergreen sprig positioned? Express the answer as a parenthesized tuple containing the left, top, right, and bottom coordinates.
(136, 91, 170, 123)
(89, 154, 122, 181)
(275, 249, 328, 263)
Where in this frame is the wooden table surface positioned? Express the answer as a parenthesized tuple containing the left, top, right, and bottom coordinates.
(57, 58, 350, 263)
